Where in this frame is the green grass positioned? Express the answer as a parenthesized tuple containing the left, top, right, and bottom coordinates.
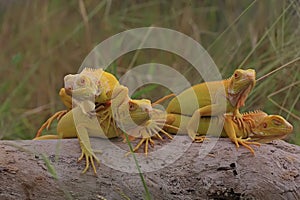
(0, 0, 299, 199)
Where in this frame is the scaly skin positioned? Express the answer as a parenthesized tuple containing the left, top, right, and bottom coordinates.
(35, 85, 173, 174)
(166, 69, 256, 140)
(157, 110, 293, 154)
(36, 68, 119, 137)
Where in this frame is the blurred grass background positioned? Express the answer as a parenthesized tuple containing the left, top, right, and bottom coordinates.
(0, 0, 299, 144)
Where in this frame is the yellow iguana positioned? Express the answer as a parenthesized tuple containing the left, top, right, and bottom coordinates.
(36, 68, 119, 137)
(153, 110, 293, 154)
(34, 85, 174, 174)
(166, 69, 256, 142)
(35, 105, 293, 173)
(35, 69, 174, 173)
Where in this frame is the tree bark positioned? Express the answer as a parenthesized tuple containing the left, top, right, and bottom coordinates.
(0, 137, 299, 200)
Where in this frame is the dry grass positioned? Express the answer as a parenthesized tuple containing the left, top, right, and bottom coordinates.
(0, 0, 299, 145)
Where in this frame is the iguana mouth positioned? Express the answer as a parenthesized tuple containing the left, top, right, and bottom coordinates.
(249, 133, 288, 142)
(65, 88, 72, 95)
(65, 87, 97, 101)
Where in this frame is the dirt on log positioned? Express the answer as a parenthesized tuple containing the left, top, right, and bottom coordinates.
(0, 137, 299, 200)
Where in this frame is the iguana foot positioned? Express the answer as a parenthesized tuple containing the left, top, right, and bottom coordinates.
(78, 142, 100, 174)
(125, 113, 174, 156)
(187, 113, 201, 141)
(126, 137, 155, 156)
(233, 113, 255, 133)
(127, 129, 173, 155)
(187, 128, 198, 141)
(36, 110, 68, 137)
(232, 137, 261, 154)
(194, 136, 209, 143)
(157, 128, 173, 140)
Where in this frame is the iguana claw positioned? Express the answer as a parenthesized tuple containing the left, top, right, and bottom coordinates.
(78, 142, 100, 174)
(232, 137, 261, 154)
(194, 136, 209, 143)
(124, 114, 174, 155)
(133, 138, 155, 155)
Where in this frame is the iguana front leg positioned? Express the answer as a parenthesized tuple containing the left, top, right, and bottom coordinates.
(125, 113, 174, 155)
(70, 105, 109, 174)
(76, 123, 100, 174)
(223, 115, 260, 154)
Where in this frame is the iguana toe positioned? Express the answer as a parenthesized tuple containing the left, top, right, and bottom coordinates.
(194, 136, 209, 143)
(233, 137, 261, 154)
(78, 144, 100, 174)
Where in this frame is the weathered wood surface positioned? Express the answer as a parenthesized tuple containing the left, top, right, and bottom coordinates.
(0, 137, 299, 200)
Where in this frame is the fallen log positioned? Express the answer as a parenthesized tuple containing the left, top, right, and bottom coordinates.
(0, 137, 299, 200)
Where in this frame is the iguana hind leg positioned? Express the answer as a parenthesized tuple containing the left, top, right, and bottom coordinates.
(36, 110, 68, 137)
(187, 104, 225, 140)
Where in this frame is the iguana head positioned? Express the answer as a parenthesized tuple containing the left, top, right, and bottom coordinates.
(227, 69, 256, 108)
(115, 98, 152, 133)
(64, 68, 103, 100)
(129, 99, 152, 125)
(249, 115, 293, 143)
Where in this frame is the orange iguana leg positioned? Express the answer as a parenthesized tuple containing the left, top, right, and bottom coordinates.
(151, 93, 176, 107)
(36, 110, 68, 137)
(224, 115, 260, 154)
(235, 137, 261, 154)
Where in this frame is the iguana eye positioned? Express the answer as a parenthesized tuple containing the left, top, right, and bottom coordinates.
(263, 123, 267, 128)
(129, 102, 136, 111)
(234, 73, 239, 79)
(77, 76, 87, 86)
